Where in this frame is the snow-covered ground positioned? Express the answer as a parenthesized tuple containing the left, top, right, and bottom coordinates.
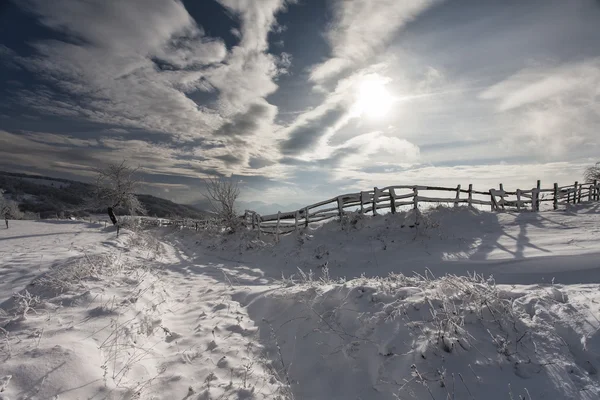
(1, 204, 600, 399)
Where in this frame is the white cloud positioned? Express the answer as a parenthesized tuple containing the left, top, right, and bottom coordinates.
(334, 131, 420, 171)
(310, 0, 438, 83)
(7, 0, 290, 176)
(480, 58, 600, 158)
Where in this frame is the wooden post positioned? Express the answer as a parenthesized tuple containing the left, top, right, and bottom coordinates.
(257, 214, 261, 239)
(372, 187, 378, 215)
(304, 207, 309, 228)
(578, 184, 583, 203)
(337, 197, 344, 218)
(360, 191, 365, 214)
(516, 189, 521, 211)
(553, 183, 558, 210)
(573, 181, 578, 204)
(499, 184, 505, 210)
(413, 186, 418, 210)
(589, 185, 593, 202)
(294, 210, 299, 231)
(490, 190, 495, 211)
(276, 211, 281, 242)
(595, 180, 599, 201)
(468, 184, 473, 208)
(390, 188, 396, 214)
(454, 184, 461, 208)
(535, 180, 541, 211)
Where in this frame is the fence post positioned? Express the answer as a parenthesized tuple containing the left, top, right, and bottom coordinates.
(257, 214, 261, 239)
(294, 210, 299, 231)
(390, 188, 396, 214)
(276, 211, 281, 242)
(499, 184, 505, 210)
(453, 184, 461, 208)
(578, 183, 583, 203)
(553, 183, 558, 210)
(413, 186, 418, 210)
(337, 196, 344, 218)
(573, 181, 578, 204)
(468, 184, 473, 207)
(360, 191, 365, 214)
(516, 189, 521, 211)
(372, 187, 378, 215)
(489, 190, 495, 211)
(304, 207, 309, 228)
(535, 180, 541, 211)
(595, 180, 599, 201)
(589, 184, 593, 202)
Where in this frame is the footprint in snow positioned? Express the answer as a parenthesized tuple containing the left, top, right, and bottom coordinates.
(207, 340, 218, 351)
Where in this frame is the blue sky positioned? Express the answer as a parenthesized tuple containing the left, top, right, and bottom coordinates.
(1, 0, 599, 207)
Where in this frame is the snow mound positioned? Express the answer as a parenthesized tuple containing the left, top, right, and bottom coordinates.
(238, 273, 600, 399)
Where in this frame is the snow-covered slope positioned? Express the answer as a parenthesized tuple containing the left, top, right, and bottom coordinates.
(1, 204, 600, 399)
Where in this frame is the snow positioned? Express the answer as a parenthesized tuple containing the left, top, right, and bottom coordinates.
(1, 204, 600, 399)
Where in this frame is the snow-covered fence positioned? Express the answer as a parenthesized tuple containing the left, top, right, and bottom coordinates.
(248, 180, 600, 236)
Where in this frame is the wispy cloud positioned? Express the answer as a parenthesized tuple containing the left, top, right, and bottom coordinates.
(480, 58, 600, 157)
(310, 0, 438, 83)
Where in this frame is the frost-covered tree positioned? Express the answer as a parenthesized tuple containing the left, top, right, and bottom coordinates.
(1, 189, 21, 228)
(203, 176, 240, 232)
(584, 162, 600, 183)
(93, 161, 145, 225)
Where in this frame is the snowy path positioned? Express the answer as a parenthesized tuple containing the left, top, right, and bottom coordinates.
(0, 221, 285, 400)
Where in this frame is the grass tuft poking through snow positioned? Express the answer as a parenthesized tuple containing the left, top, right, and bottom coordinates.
(243, 272, 600, 399)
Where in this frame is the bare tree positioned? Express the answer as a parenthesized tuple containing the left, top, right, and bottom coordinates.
(584, 162, 600, 183)
(203, 176, 240, 232)
(1, 189, 21, 228)
(93, 161, 145, 225)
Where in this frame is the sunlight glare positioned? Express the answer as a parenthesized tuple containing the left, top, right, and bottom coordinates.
(352, 78, 394, 119)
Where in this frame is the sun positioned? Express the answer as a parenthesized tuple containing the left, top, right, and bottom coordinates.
(352, 77, 394, 119)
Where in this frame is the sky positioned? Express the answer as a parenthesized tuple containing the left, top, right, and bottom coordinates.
(0, 0, 599, 209)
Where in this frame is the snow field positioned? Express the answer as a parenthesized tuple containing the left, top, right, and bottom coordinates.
(1, 203, 600, 399)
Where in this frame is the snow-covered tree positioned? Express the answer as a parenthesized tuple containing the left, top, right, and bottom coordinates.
(203, 176, 240, 232)
(584, 162, 600, 183)
(1, 189, 22, 228)
(93, 161, 145, 225)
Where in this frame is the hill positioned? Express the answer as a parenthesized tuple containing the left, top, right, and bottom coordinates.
(0, 171, 207, 219)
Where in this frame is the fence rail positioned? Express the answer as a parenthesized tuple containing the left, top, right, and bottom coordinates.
(144, 180, 600, 237)
(243, 179, 600, 238)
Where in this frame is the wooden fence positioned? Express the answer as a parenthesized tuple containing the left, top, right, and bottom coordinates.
(243, 180, 600, 238)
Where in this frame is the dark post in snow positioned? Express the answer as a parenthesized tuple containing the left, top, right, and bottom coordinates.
(107, 207, 118, 225)
(573, 181, 578, 204)
(553, 183, 558, 210)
